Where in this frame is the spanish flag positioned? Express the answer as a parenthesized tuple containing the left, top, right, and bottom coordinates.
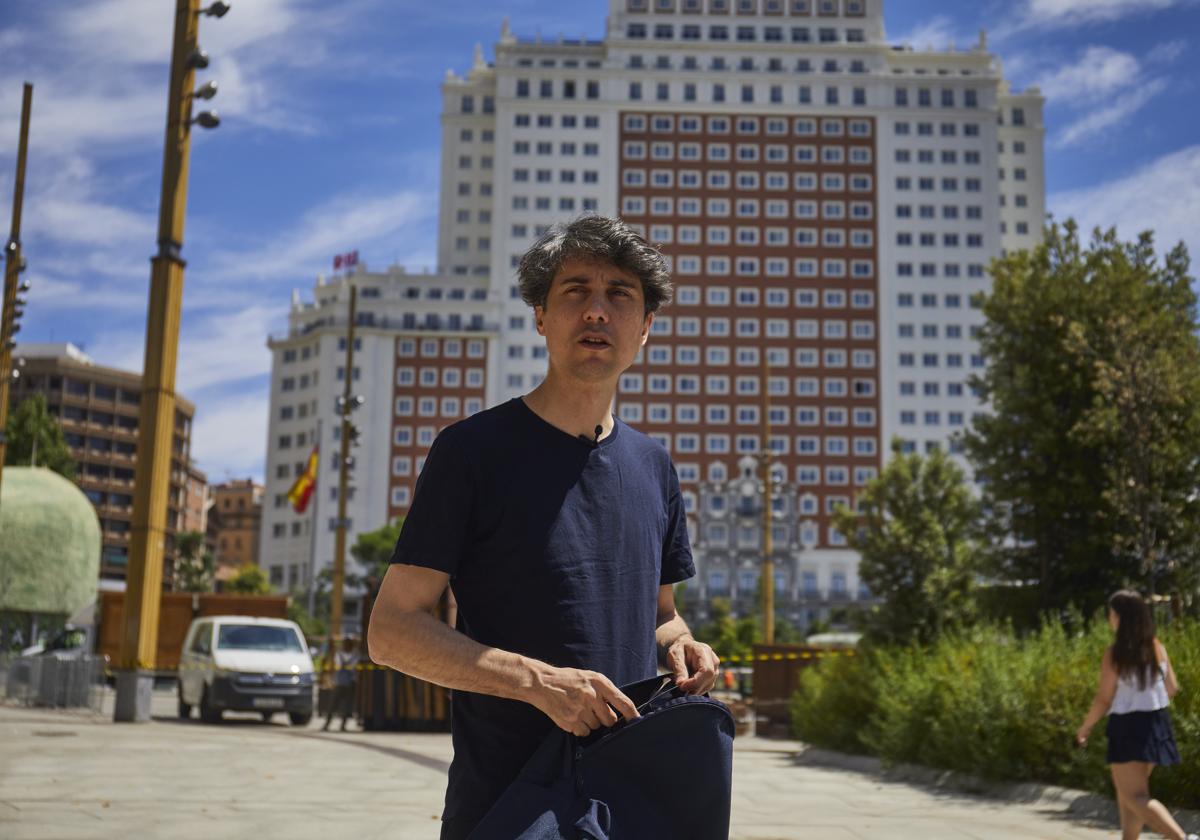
(287, 445, 318, 513)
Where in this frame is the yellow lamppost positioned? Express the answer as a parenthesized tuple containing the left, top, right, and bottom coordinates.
(114, 0, 228, 722)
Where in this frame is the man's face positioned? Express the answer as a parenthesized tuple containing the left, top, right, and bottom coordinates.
(534, 257, 654, 386)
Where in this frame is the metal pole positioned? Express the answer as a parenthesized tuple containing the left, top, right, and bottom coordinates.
(306, 417, 322, 616)
(0, 82, 33, 512)
(330, 285, 357, 648)
(761, 349, 775, 645)
(115, 0, 201, 722)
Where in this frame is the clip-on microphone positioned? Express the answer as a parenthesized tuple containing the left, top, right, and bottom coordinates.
(577, 424, 603, 449)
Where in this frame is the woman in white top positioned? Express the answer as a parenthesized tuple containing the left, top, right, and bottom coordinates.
(1076, 590, 1193, 840)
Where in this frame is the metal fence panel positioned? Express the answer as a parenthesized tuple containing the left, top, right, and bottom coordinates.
(4, 655, 106, 711)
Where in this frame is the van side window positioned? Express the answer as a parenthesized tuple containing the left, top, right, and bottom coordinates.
(190, 624, 211, 655)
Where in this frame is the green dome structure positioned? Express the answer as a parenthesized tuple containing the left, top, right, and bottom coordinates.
(0, 467, 101, 616)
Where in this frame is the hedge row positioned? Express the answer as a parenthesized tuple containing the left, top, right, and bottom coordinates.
(789, 617, 1199, 809)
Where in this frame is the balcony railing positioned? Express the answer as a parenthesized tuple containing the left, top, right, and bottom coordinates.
(273, 315, 501, 342)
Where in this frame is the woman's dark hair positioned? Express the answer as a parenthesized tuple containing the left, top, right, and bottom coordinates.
(517, 215, 673, 314)
(1108, 589, 1157, 689)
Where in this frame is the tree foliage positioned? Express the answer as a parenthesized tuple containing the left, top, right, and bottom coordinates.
(695, 598, 757, 661)
(226, 563, 271, 595)
(173, 530, 214, 593)
(4, 394, 75, 477)
(694, 582, 805, 661)
(833, 440, 981, 645)
(349, 517, 404, 584)
(966, 222, 1200, 612)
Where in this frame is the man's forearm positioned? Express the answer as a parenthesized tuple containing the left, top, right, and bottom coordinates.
(368, 608, 546, 703)
(655, 613, 693, 666)
(368, 605, 643, 735)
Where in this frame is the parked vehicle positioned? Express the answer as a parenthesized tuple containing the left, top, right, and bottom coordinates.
(178, 616, 315, 726)
(97, 591, 289, 674)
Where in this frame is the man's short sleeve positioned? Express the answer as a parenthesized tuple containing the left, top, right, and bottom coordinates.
(390, 429, 474, 577)
(660, 461, 695, 585)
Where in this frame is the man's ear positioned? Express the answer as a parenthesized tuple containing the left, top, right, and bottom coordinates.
(640, 311, 654, 347)
(534, 305, 546, 337)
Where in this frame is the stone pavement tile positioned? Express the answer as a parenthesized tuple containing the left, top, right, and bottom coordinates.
(0, 704, 1139, 840)
(730, 824, 865, 840)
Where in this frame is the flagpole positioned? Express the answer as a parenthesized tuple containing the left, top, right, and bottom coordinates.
(306, 417, 322, 616)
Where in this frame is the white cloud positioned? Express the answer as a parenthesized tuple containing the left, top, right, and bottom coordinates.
(208, 189, 436, 282)
(1049, 144, 1200, 261)
(30, 197, 155, 248)
(0, 28, 26, 51)
(1052, 77, 1167, 147)
(1036, 46, 1142, 104)
(1147, 38, 1188, 64)
(27, 274, 150, 315)
(1014, 0, 1188, 29)
(94, 303, 280, 394)
(189, 386, 272, 482)
(888, 15, 971, 50)
(0, 0, 337, 159)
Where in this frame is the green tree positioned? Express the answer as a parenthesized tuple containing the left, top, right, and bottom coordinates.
(349, 517, 404, 583)
(833, 439, 981, 644)
(288, 599, 326, 641)
(3, 394, 75, 477)
(226, 563, 271, 595)
(695, 598, 753, 661)
(966, 222, 1200, 612)
(693, 583, 805, 662)
(173, 531, 214, 593)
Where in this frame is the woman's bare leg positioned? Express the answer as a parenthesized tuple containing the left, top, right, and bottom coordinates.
(1110, 763, 1186, 840)
(1116, 789, 1145, 840)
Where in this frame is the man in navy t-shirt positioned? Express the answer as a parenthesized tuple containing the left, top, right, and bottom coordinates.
(367, 215, 721, 840)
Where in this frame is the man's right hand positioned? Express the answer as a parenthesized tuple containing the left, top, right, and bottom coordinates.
(526, 665, 639, 738)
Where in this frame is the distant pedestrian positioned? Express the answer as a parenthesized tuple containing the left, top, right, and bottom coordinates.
(1075, 590, 1196, 840)
(323, 636, 358, 732)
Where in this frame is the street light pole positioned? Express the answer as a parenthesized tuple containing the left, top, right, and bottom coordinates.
(0, 83, 33, 512)
(115, 0, 225, 722)
(760, 350, 775, 644)
(330, 284, 358, 646)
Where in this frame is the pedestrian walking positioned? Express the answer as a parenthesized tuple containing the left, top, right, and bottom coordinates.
(322, 636, 358, 732)
(367, 215, 721, 840)
(1076, 590, 1196, 840)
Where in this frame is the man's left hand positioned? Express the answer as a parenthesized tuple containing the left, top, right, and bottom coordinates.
(665, 637, 720, 695)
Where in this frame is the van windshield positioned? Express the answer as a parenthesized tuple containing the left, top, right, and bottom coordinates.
(216, 624, 304, 652)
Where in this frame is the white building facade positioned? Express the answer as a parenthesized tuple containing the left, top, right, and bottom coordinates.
(260, 266, 500, 627)
(263, 0, 1044, 627)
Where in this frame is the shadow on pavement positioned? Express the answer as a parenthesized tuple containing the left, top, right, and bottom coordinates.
(149, 712, 452, 774)
(285, 729, 451, 775)
(783, 748, 1124, 833)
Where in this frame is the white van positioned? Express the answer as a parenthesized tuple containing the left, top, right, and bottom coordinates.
(178, 616, 315, 726)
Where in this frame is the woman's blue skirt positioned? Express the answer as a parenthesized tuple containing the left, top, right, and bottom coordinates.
(1106, 708, 1181, 766)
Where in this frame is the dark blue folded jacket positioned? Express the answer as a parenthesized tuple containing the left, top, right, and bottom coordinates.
(468, 675, 735, 839)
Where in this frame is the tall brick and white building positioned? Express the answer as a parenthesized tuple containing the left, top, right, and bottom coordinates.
(262, 0, 1044, 631)
(260, 267, 500, 619)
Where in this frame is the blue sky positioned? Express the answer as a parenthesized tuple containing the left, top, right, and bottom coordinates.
(2, 0, 1198, 484)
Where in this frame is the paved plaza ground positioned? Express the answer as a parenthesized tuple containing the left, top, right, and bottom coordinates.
(0, 687, 1193, 839)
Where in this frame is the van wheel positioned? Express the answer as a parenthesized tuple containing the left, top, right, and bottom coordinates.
(199, 687, 222, 724)
(178, 687, 192, 720)
(288, 711, 312, 727)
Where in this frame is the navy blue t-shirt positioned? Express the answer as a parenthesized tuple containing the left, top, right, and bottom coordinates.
(390, 398, 694, 836)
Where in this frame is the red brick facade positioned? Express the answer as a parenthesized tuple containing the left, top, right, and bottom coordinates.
(388, 334, 489, 520)
(617, 111, 881, 546)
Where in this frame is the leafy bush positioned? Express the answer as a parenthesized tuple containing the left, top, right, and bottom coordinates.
(790, 617, 1199, 809)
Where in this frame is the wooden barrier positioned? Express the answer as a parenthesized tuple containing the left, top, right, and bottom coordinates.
(750, 643, 825, 737)
(356, 576, 454, 732)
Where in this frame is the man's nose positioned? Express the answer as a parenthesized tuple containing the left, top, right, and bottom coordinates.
(583, 294, 610, 322)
